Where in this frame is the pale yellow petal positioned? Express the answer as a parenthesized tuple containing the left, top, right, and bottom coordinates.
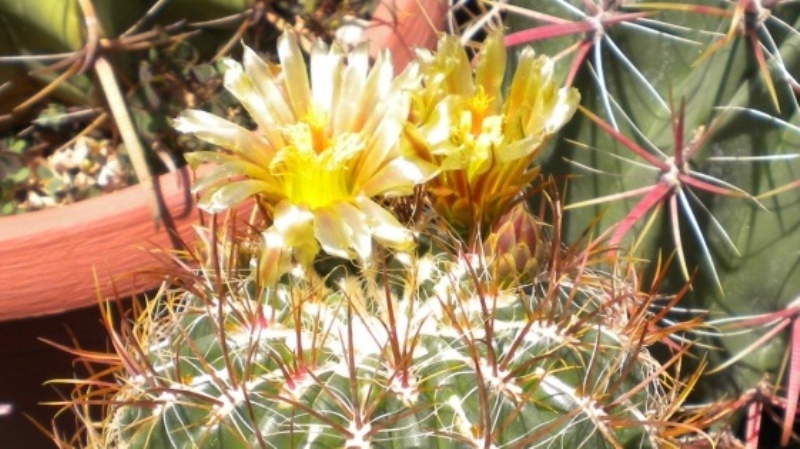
(438, 35, 473, 97)
(223, 58, 271, 129)
(352, 48, 394, 133)
(331, 201, 371, 262)
(466, 143, 492, 179)
(313, 206, 354, 260)
(333, 41, 370, 133)
(363, 60, 420, 134)
(260, 227, 293, 285)
(371, 49, 396, 100)
(356, 196, 413, 250)
(393, 59, 421, 90)
(242, 45, 293, 125)
(413, 47, 434, 67)
(544, 87, 580, 134)
(361, 157, 436, 197)
(174, 110, 273, 167)
(419, 95, 464, 149)
(278, 30, 311, 117)
(222, 57, 287, 151)
(495, 135, 541, 163)
(184, 150, 228, 169)
(347, 40, 370, 81)
(310, 39, 343, 114)
(198, 179, 276, 213)
(191, 158, 274, 194)
(475, 31, 506, 100)
(273, 201, 319, 267)
(352, 117, 403, 187)
(505, 48, 536, 122)
(439, 149, 468, 172)
(361, 83, 413, 151)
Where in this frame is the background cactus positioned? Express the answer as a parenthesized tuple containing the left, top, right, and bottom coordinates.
(500, 0, 800, 444)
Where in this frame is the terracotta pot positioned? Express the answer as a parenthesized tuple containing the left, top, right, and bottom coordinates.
(0, 169, 195, 320)
(364, 0, 449, 72)
(0, 0, 447, 321)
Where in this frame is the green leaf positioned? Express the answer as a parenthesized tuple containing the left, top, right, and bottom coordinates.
(8, 166, 29, 183)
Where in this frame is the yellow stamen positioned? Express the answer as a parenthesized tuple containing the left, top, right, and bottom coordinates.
(467, 86, 494, 135)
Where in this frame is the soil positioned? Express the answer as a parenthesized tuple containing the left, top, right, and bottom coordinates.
(0, 303, 123, 447)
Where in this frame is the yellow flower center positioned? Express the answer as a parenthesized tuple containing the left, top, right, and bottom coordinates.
(442, 93, 504, 179)
(286, 160, 350, 209)
(276, 117, 364, 210)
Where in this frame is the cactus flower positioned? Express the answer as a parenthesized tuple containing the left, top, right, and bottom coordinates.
(176, 31, 436, 282)
(408, 31, 580, 240)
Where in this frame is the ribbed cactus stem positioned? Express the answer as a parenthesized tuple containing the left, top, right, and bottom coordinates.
(90, 246, 683, 448)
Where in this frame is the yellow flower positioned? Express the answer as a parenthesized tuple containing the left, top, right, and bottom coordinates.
(176, 30, 436, 282)
(407, 32, 580, 241)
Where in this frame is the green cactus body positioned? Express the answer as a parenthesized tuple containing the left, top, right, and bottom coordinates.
(101, 250, 674, 448)
(504, 0, 800, 401)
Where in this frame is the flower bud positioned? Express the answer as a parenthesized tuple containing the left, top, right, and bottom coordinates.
(483, 203, 546, 287)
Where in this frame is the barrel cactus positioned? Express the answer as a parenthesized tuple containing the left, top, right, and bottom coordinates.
(52, 27, 707, 448)
(90, 228, 692, 448)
